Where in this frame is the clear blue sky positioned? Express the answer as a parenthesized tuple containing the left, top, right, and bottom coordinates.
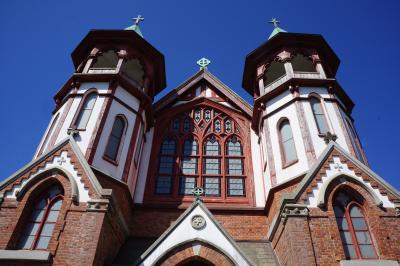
(0, 0, 399, 190)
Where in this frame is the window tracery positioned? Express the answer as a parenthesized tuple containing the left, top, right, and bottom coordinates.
(153, 106, 247, 200)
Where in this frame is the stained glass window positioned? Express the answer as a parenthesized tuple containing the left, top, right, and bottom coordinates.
(155, 139, 177, 194)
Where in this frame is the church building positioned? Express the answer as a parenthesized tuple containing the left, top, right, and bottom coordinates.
(0, 17, 399, 266)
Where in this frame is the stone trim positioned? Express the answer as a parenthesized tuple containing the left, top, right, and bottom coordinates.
(0, 250, 50, 261)
(280, 204, 309, 224)
(340, 260, 400, 266)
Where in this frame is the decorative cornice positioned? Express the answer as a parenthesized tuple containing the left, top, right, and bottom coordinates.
(87, 199, 110, 212)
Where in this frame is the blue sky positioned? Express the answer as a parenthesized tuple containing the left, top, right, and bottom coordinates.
(0, 0, 399, 189)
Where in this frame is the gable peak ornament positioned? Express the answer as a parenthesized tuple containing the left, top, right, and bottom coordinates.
(269, 18, 280, 28)
(132, 15, 144, 25)
(197, 57, 211, 70)
(193, 187, 204, 201)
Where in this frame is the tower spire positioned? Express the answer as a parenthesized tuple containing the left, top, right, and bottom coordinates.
(125, 15, 144, 37)
(268, 17, 287, 39)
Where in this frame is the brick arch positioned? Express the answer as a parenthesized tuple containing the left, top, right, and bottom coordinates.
(155, 241, 236, 266)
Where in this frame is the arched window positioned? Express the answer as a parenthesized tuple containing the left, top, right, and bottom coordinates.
(226, 137, 245, 196)
(278, 119, 298, 166)
(151, 107, 249, 201)
(18, 184, 63, 250)
(310, 97, 329, 134)
(155, 139, 177, 194)
(91, 50, 119, 69)
(333, 191, 377, 259)
(104, 116, 126, 162)
(74, 92, 97, 130)
(291, 54, 317, 72)
(203, 136, 221, 196)
(345, 119, 364, 163)
(179, 139, 199, 195)
(38, 113, 59, 155)
(263, 61, 286, 87)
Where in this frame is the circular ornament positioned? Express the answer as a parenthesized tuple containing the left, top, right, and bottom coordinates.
(191, 215, 206, 230)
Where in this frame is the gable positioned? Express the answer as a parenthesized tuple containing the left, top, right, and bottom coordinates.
(0, 137, 105, 204)
(154, 69, 252, 118)
(138, 200, 253, 265)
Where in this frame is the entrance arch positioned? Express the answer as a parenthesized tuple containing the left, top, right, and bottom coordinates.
(155, 241, 235, 266)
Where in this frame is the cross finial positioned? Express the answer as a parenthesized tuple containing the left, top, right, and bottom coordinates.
(196, 57, 211, 70)
(132, 15, 144, 25)
(193, 187, 204, 201)
(269, 18, 280, 28)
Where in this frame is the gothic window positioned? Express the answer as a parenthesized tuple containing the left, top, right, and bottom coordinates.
(333, 191, 377, 259)
(74, 92, 97, 130)
(104, 116, 126, 162)
(91, 50, 119, 69)
(226, 137, 245, 196)
(345, 119, 364, 163)
(134, 124, 145, 165)
(38, 113, 59, 155)
(172, 118, 180, 132)
(152, 107, 248, 200)
(278, 119, 298, 166)
(310, 96, 329, 134)
(121, 58, 145, 86)
(263, 61, 286, 87)
(18, 184, 63, 250)
(291, 54, 317, 72)
(155, 139, 177, 194)
(180, 139, 198, 195)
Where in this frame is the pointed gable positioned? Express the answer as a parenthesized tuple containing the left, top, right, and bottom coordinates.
(154, 69, 252, 118)
(137, 200, 253, 266)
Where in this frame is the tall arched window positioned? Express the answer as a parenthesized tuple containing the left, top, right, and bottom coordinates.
(155, 139, 177, 194)
(203, 136, 221, 196)
(151, 107, 249, 201)
(310, 97, 329, 134)
(278, 119, 298, 166)
(226, 137, 245, 196)
(333, 191, 377, 259)
(74, 92, 97, 130)
(18, 184, 63, 250)
(180, 139, 199, 195)
(104, 116, 126, 162)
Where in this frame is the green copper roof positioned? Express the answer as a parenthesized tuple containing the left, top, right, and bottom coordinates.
(125, 24, 143, 38)
(268, 26, 287, 39)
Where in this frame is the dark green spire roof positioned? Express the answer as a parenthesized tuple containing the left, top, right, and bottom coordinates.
(125, 15, 144, 38)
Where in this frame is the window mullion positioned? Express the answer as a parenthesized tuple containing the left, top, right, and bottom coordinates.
(346, 205, 362, 259)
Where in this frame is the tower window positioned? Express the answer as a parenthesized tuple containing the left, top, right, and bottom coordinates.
(74, 92, 97, 130)
(104, 116, 126, 162)
(310, 97, 329, 134)
(121, 58, 145, 86)
(91, 50, 119, 69)
(263, 61, 286, 87)
(278, 119, 298, 166)
(333, 191, 377, 259)
(18, 184, 63, 250)
(345, 119, 364, 163)
(292, 54, 317, 72)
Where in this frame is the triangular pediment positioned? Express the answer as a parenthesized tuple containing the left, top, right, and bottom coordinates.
(0, 137, 106, 204)
(137, 200, 253, 266)
(155, 69, 252, 118)
(280, 141, 400, 209)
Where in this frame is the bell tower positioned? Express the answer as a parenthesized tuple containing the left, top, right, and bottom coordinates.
(33, 18, 166, 195)
(242, 19, 367, 188)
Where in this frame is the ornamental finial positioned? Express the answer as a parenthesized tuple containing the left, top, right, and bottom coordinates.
(132, 15, 144, 25)
(269, 18, 280, 28)
(193, 187, 204, 201)
(197, 57, 211, 70)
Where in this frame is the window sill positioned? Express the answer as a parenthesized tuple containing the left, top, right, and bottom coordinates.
(339, 260, 399, 266)
(282, 159, 298, 169)
(103, 155, 119, 166)
(0, 250, 50, 261)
